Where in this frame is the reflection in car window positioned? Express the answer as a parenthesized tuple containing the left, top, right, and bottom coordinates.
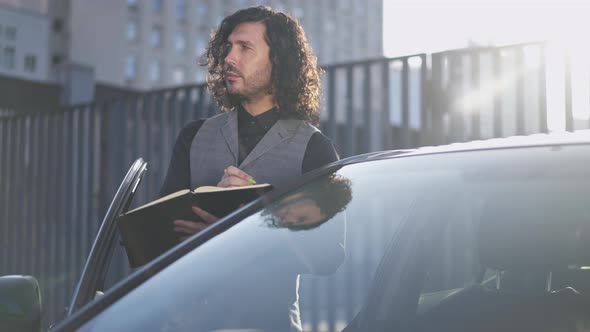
(79, 145, 590, 332)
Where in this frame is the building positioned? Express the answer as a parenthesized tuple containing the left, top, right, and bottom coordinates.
(0, 4, 50, 81)
(0, 0, 383, 90)
(59, 0, 383, 90)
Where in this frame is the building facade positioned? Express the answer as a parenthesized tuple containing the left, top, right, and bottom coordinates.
(63, 0, 384, 90)
(0, 4, 49, 81)
(0, 0, 383, 90)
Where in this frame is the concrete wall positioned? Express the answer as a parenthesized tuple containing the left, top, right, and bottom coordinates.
(70, 0, 125, 86)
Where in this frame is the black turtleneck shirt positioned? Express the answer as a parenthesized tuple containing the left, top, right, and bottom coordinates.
(159, 107, 339, 197)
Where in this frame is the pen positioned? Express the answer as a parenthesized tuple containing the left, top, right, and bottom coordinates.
(248, 178, 257, 185)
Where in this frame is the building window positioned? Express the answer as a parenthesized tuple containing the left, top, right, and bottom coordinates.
(52, 54, 63, 65)
(175, 31, 186, 53)
(53, 19, 64, 33)
(4, 27, 16, 41)
(195, 39, 206, 55)
(127, 0, 139, 10)
(173, 66, 185, 84)
(195, 68, 206, 83)
(127, 19, 139, 42)
(4, 47, 15, 69)
(196, 3, 208, 18)
(24, 54, 37, 73)
(150, 60, 162, 83)
(151, 25, 163, 48)
(176, 0, 186, 20)
(125, 55, 138, 80)
(152, 0, 163, 13)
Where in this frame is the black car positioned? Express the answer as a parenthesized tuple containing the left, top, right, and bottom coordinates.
(4, 130, 590, 332)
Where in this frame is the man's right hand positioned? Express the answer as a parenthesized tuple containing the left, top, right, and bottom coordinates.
(218, 166, 255, 187)
(173, 206, 219, 242)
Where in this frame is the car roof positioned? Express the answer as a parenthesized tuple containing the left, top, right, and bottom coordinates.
(339, 129, 590, 165)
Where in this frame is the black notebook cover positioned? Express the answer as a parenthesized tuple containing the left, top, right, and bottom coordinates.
(117, 184, 273, 267)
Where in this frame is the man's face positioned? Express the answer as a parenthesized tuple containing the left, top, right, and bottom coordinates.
(223, 22, 272, 101)
(273, 192, 326, 229)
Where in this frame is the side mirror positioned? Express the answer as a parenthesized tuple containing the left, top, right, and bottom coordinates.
(0, 275, 42, 332)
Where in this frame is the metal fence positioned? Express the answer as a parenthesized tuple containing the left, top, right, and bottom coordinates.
(1, 41, 589, 329)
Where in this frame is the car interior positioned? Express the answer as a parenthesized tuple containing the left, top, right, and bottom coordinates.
(343, 181, 590, 332)
(415, 192, 590, 332)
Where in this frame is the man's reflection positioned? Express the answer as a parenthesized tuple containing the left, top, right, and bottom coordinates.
(262, 174, 352, 230)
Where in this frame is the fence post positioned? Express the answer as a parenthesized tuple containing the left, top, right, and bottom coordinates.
(419, 54, 430, 147)
(564, 52, 574, 132)
(345, 66, 355, 157)
(470, 52, 481, 140)
(515, 47, 526, 135)
(538, 44, 548, 133)
(363, 63, 372, 153)
(493, 49, 503, 138)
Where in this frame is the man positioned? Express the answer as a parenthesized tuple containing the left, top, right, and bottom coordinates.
(160, 6, 339, 238)
(159, 7, 342, 331)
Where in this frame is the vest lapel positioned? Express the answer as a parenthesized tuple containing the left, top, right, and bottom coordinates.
(220, 110, 239, 166)
(238, 118, 301, 169)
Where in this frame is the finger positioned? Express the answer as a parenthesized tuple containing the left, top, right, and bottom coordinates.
(225, 166, 252, 181)
(192, 206, 219, 224)
(218, 176, 251, 188)
(173, 219, 208, 231)
(174, 223, 207, 234)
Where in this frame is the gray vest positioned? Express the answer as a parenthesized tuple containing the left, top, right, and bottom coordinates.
(189, 110, 318, 331)
(190, 110, 318, 190)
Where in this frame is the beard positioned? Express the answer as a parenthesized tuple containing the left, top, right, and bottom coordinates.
(225, 65, 272, 102)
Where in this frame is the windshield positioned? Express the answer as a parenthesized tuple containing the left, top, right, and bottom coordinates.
(79, 144, 590, 332)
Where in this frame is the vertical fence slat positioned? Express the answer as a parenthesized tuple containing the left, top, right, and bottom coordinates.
(0, 119, 7, 272)
(69, 110, 80, 286)
(57, 110, 68, 322)
(420, 54, 429, 146)
(87, 107, 99, 253)
(363, 63, 372, 153)
(493, 49, 503, 137)
(401, 58, 411, 148)
(80, 106, 94, 267)
(538, 44, 548, 133)
(515, 47, 526, 135)
(144, 95, 153, 199)
(327, 68, 337, 145)
(430, 54, 444, 145)
(470, 53, 481, 140)
(564, 53, 574, 132)
(37, 113, 50, 327)
(381, 61, 392, 150)
(197, 85, 206, 120)
(345, 66, 355, 157)
(76, 109, 88, 271)
(15, 117, 25, 274)
(2, 119, 14, 273)
(0, 118, 5, 273)
(63, 110, 75, 312)
(27, 115, 39, 276)
(45, 113, 56, 324)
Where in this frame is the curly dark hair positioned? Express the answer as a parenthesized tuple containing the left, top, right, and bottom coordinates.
(202, 6, 322, 125)
(262, 174, 353, 231)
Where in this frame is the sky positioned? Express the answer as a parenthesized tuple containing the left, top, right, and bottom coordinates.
(383, 0, 590, 130)
(383, 0, 590, 57)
